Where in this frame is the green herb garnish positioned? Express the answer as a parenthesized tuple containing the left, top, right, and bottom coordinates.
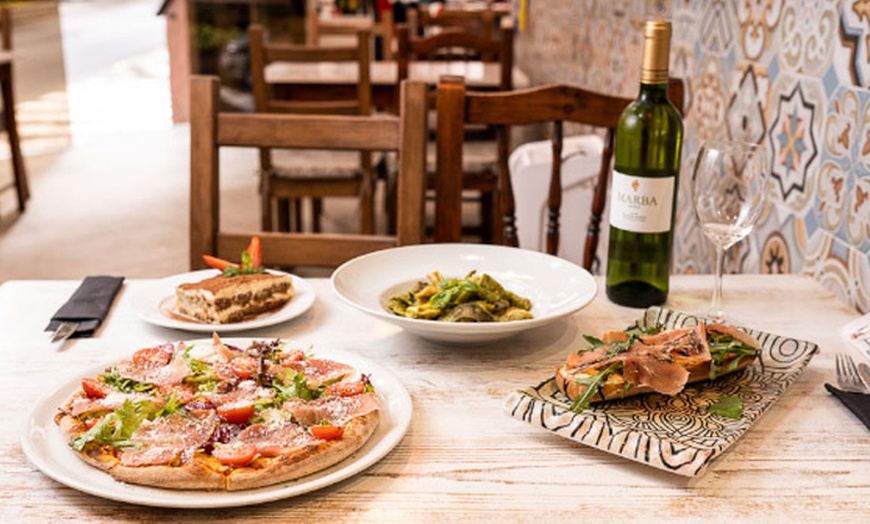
(569, 362, 622, 413)
(69, 399, 161, 451)
(273, 371, 322, 404)
(99, 368, 156, 394)
(707, 395, 743, 419)
(222, 251, 265, 276)
(707, 333, 758, 380)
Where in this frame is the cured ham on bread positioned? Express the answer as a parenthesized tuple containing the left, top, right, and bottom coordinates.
(555, 322, 760, 412)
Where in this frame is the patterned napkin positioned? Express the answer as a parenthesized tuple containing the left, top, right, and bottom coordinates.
(825, 383, 870, 432)
(45, 276, 124, 338)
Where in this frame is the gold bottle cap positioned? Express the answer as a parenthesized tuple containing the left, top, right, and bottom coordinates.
(641, 20, 671, 85)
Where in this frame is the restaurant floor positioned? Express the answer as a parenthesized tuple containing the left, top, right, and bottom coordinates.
(0, 0, 397, 283)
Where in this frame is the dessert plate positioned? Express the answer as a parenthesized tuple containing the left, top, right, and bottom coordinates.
(131, 270, 315, 332)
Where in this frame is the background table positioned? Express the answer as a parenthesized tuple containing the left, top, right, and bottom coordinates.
(1, 274, 868, 521)
(266, 60, 530, 111)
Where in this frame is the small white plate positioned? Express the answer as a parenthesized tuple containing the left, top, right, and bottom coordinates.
(20, 340, 412, 508)
(131, 270, 316, 332)
(331, 243, 597, 344)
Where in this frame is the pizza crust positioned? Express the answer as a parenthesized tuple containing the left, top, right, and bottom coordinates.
(226, 411, 380, 491)
(109, 454, 227, 490)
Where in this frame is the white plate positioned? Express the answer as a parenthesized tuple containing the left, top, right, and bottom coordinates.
(131, 270, 316, 332)
(20, 340, 412, 508)
(331, 243, 597, 344)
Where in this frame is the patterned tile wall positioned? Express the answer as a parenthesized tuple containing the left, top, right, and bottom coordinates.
(514, 0, 870, 314)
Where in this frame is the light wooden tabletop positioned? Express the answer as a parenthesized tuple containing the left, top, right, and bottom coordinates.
(2, 273, 868, 521)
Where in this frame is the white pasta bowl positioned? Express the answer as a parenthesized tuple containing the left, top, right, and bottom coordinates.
(331, 243, 597, 344)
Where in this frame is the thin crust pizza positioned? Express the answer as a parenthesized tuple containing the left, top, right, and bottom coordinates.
(54, 335, 380, 491)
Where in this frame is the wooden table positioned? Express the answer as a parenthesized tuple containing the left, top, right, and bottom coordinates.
(266, 60, 530, 110)
(2, 274, 868, 520)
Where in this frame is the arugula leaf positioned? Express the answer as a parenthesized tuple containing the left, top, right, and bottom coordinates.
(99, 368, 156, 394)
(69, 399, 160, 451)
(273, 371, 322, 404)
(707, 333, 758, 380)
(570, 362, 621, 413)
(180, 349, 219, 391)
(707, 395, 743, 419)
(582, 335, 606, 348)
(156, 391, 183, 416)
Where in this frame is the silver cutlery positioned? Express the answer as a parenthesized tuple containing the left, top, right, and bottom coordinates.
(858, 363, 870, 392)
(835, 353, 869, 394)
(50, 321, 79, 343)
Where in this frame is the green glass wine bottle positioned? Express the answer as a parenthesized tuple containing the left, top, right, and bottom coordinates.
(605, 20, 683, 308)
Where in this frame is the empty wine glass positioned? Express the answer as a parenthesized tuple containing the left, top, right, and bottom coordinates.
(691, 140, 768, 322)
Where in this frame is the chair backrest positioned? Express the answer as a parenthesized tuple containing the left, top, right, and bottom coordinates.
(395, 20, 513, 91)
(434, 75, 685, 272)
(249, 23, 371, 117)
(189, 75, 428, 270)
(407, 5, 497, 39)
(305, 0, 394, 60)
(249, 23, 373, 174)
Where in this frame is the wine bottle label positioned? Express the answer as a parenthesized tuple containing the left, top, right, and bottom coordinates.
(609, 170, 675, 233)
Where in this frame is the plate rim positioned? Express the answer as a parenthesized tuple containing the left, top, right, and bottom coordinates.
(130, 269, 316, 333)
(20, 338, 412, 508)
(331, 243, 597, 342)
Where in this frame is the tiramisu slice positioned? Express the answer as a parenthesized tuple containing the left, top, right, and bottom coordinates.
(174, 272, 294, 324)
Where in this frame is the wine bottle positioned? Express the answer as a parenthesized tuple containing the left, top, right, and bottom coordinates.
(605, 20, 683, 307)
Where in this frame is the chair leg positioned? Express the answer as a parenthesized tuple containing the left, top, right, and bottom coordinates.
(360, 186, 374, 235)
(292, 198, 303, 232)
(276, 198, 291, 232)
(480, 191, 494, 243)
(1, 64, 27, 212)
(311, 198, 323, 233)
(260, 174, 274, 231)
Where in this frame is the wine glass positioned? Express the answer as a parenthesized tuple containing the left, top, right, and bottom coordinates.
(691, 140, 769, 322)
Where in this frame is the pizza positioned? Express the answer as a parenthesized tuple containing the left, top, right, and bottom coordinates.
(53, 335, 380, 491)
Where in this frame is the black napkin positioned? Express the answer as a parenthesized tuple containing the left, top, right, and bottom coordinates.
(825, 383, 870, 432)
(45, 276, 124, 338)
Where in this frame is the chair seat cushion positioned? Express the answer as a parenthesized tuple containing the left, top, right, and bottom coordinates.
(270, 149, 381, 179)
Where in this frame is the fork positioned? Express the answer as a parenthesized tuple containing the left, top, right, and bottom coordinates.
(835, 353, 870, 393)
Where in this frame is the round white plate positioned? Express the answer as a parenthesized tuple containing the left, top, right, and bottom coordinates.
(131, 270, 316, 332)
(331, 243, 597, 344)
(20, 340, 412, 508)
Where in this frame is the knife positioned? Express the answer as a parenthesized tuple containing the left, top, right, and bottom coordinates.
(859, 363, 870, 391)
(50, 321, 79, 343)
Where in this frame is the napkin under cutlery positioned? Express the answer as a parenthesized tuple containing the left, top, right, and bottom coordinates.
(45, 276, 124, 341)
(825, 383, 870, 432)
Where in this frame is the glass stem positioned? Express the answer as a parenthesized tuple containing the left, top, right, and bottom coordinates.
(711, 246, 725, 321)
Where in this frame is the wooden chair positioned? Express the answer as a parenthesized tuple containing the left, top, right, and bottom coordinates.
(249, 23, 376, 234)
(305, 0, 394, 60)
(0, 8, 27, 213)
(395, 21, 514, 241)
(407, 4, 497, 40)
(189, 75, 428, 270)
(396, 22, 512, 88)
(434, 75, 685, 273)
